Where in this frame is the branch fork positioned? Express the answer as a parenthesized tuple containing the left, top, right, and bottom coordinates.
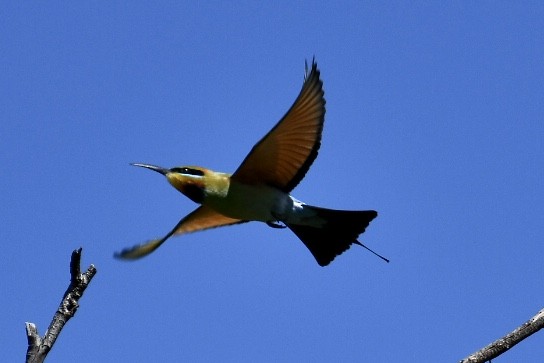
(25, 248, 97, 363)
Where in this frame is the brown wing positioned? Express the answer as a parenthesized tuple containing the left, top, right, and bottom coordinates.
(114, 206, 246, 260)
(232, 61, 325, 193)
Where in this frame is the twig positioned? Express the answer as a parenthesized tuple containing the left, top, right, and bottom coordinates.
(25, 248, 97, 363)
(460, 307, 544, 363)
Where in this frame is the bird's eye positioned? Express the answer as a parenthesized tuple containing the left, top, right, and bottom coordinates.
(171, 167, 204, 176)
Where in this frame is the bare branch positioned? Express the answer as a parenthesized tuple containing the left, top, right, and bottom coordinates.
(25, 248, 97, 363)
(461, 307, 544, 363)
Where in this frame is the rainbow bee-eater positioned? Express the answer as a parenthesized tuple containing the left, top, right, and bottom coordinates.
(115, 61, 387, 266)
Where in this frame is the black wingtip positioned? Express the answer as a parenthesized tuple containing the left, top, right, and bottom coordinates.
(304, 57, 319, 80)
(113, 246, 135, 260)
(113, 238, 164, 261)
(113, 246, 136, 260)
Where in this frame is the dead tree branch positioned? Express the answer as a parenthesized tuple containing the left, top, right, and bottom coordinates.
(460, 307, 544, 363)
(25, 248, 97, 363)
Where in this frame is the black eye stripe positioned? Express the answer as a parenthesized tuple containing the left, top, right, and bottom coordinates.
(170, 167, 204, 176)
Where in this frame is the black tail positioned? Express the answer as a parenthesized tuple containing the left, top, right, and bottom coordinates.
(286, 206, 386, 266)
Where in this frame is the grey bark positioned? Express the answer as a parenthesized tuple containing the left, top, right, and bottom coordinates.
(460, 307, 544, 363)
(25, 248, 97, 363)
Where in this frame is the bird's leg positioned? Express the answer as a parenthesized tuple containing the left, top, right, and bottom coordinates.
(267, 212, 287, 229)
(266, 221, 286, 229)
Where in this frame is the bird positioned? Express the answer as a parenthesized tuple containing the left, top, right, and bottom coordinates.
(115, 60, 388, 266)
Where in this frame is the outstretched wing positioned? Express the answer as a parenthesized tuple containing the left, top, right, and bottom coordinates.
(114, 206, 246, 260)
(232, 60, 325, 193)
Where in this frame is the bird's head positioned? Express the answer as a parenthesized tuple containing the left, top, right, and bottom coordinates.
(131, 163, 226, 204)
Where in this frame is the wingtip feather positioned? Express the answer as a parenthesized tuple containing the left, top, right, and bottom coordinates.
(114, 238, 163, 260)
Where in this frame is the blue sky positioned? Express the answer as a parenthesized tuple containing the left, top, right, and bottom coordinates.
(2, 2, 543, 362)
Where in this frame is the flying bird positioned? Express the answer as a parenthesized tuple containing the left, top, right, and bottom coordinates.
(115, 60, 387, 266)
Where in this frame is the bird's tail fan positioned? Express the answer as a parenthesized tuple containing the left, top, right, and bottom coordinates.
(285, 206, 386, 266)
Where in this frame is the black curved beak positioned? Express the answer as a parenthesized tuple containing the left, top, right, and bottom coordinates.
(130, 163, 169, 175)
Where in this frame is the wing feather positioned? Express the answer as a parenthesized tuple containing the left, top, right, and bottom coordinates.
(232, 61, 325, 192)
(114, 206, 246, 260)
